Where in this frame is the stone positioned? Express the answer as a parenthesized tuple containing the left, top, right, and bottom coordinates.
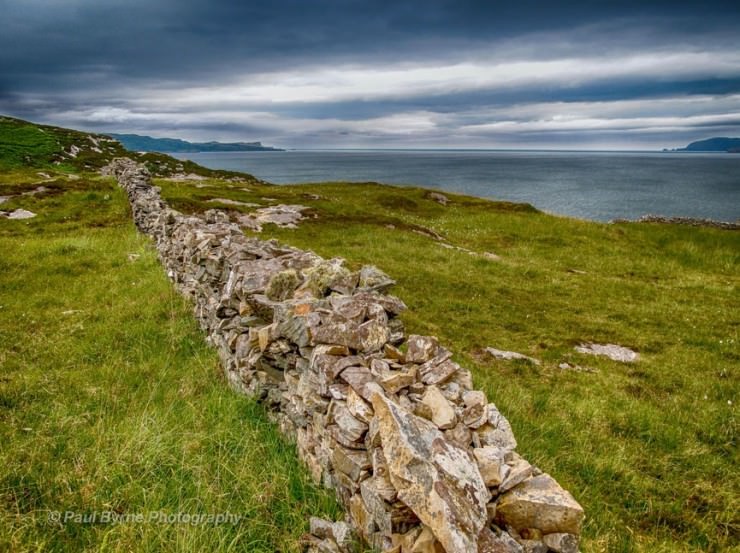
(349, 493, 374, 541)
(379, 367, 418, 394)
(473, 446, 506, 487)
(444, 422, 473, 449)
(339, 365, 377, 402)
(542, 532, 579, 553)
(384, 343, 406, 362)
(428, 191, 449, 205)
(421, 385, 457, 429)
(358, 265, 396, 292)
(485, 347, 540, 365)
(477, 528, 523, 552)
(333, 403, 369, 442)
(332, 445, 371, 481)
(360, 477, 392, 535)
(302, 259, 352, 297)
(419, 357, 459, 385)
(575, 342, 639, 363)
(496, 474, 584, 535)
(406, 335, 439, 363)
(410, 526, 446, 553)
(265, 269, 301, 301)
(371, 394, 490, 553)
(519, 540, 548, 553)
(346, 387, 374, 424)
(2, 208, 36, 219)
(355, 318, 391, 353)
(499, 455, 533, 493)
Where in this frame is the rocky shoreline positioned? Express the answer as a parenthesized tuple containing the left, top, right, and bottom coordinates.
(612, 214, 739, 230)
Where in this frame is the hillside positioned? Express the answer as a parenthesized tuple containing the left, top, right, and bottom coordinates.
(1, 116, 738, 553)
(677, 137, 740, 152)
(108, 133, 283, 153)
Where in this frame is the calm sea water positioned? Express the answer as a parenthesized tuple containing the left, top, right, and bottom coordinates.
(172, 150, 740, 222)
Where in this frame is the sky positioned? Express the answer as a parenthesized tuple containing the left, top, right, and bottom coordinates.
(1, 0, 740, 150)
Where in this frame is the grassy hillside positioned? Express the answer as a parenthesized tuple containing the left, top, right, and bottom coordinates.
(0, 125, 341, 552)
(1, 116, 738, 552)
(156, 177, 739, 552)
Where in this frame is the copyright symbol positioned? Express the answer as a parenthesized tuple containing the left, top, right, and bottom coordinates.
(48, 511, 61, 523)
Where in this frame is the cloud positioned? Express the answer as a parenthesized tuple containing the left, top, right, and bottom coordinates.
(1, 0, 739, 149)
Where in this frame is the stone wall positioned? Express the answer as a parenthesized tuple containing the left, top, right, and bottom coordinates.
(107, 158, 584, 553)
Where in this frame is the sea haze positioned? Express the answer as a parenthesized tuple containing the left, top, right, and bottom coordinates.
(172, 150, 740, 223)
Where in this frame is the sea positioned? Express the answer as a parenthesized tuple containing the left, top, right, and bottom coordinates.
(172, 150, 740, 223)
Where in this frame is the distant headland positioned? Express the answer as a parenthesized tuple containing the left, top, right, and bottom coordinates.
(107, 133, 284, 153)
(665, 137, 740, 153)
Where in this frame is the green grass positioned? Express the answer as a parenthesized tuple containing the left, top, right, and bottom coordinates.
(0, 175, 342, 552)
(2, 115, 738, 552)
(155, 177, 739, 552)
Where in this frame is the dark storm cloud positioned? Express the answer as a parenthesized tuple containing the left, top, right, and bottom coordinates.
(1, 0, 740, 149)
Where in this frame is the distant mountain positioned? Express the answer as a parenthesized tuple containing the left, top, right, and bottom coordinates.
(108, 133, 283, 153)
(675, 137, 740, 152)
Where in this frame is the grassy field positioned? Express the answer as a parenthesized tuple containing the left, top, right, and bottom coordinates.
(1, 116, 738, 552)
(157, 175, 739, 552)
(0, 143, 342, 551)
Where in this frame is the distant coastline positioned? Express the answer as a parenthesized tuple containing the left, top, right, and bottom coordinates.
(665, 137, 740, 153)
(108, 133, 284, 153)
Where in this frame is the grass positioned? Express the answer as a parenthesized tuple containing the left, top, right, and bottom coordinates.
(1, 115, 738, 552)
(0, 172, 342, 552)
(155, 177, 739, 552)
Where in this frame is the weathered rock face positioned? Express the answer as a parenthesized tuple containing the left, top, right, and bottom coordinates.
(372, 393, 490, 553)
(107, 158, 584, 553)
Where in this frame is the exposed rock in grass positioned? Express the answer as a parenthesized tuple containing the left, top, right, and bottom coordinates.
(575, 343, 639, 363)
(238, 204, 309, 232)
(558, 362, 597, 373)
(427, 191, 450, 205)
(1, 208, 36, 219)
(167, 172, 208, 181)
(207, 197, 260, 207)
(486, 347, 540, 365)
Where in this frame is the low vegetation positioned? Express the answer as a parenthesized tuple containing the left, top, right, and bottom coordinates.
(1, 116, 738, 552)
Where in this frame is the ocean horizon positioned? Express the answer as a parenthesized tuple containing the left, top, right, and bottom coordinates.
(172, 149, 740, 223)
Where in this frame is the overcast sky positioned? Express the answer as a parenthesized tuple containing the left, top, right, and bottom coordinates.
(2, 0, 740, 149)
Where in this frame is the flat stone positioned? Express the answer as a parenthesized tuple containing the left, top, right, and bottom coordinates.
(379, 367, 417, 394)
(332, 445, 371, 481)
(346, 386, 374, 423)
(575, 342, 639, 363)
(473, 446, 506, 487)
(485, 347, 540, 365)
(419, 356, 459, 385)
(542, 533, 579, 553)
(499, 455, 533, 493)
(358, 265, 396, 292)
(406, 335, 440, 363)
(477, 528, 523, 552)
(371, 394, 490, 553)
(3, 208, 37, 220)
(339, 365, 376, 402)
(421, 385, 457, 429)
(333, 402, 369, 442)
(496, 474, 584, 535)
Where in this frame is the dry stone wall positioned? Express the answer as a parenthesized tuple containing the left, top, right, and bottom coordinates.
(107, 158, 584, 553)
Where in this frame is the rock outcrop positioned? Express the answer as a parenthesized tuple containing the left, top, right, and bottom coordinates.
(107, 158, 584, 552)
